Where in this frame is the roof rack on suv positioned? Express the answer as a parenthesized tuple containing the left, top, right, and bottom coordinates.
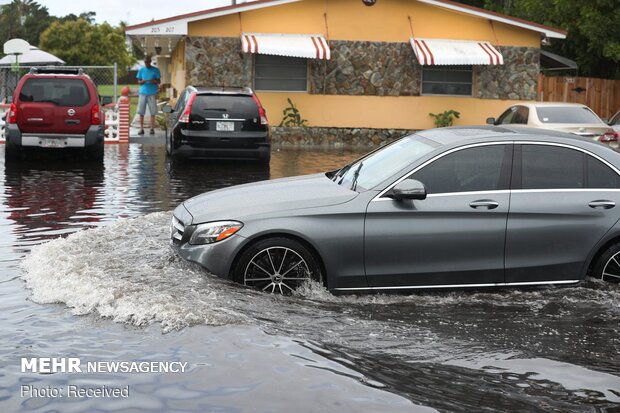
(29, 67, 84, 75)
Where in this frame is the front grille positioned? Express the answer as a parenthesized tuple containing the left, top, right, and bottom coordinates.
(170, 216, 185, 244)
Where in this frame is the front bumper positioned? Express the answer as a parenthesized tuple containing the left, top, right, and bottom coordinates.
(170, 213, 246, 278)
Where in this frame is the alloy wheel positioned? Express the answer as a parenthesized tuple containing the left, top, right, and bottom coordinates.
(601, 251, 620, 282)
(244, 246, 312, 293)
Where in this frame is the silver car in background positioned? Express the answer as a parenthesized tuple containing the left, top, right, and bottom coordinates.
(487, 103, 618, 148)
(172, 126, 620, 294)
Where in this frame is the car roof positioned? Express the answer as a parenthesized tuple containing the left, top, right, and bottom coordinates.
(189, 86, 253, 95)
(417, 125, 581, 144)
(416, 125, 620, 167)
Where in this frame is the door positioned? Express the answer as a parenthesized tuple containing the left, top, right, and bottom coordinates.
(364, 144, 513, 288)
(18, 77, 92, 134)
(505, 144, 620, 283)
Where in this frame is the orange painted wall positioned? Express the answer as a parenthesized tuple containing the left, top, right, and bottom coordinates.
(188, 0, 540, 46)
(258, 93, 520, 129)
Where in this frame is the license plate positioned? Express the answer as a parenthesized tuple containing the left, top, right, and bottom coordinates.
(216, 121, 234, 132)
(40, 138, 66, 148)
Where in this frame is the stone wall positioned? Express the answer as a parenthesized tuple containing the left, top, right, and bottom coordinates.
(185, 36, 540, 101)
(270, 126, 417, 147)
(309, 41, 420, 96)
(185, 37, 251, 87)
(475, 46, 540, 100)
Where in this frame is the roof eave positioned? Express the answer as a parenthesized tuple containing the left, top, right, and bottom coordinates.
(125, 0, 301, 34)
(416, 0, 567, 39)
(125, 0, 567, 40)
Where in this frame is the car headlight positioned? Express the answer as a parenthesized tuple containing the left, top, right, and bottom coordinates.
(189, 221, 243, 245)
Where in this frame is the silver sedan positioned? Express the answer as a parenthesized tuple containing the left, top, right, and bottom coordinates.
(172, 126, 620, 294)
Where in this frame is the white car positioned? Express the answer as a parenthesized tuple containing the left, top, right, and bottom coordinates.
(608, 110, 620, 136)
(488, 103, 618, 148)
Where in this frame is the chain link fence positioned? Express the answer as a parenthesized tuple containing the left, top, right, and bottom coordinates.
(1, 65, 118, 104)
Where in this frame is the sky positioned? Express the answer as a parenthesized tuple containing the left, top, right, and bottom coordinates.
(11, 1, 256, 26)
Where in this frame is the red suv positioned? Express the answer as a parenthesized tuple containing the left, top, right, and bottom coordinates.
(5, 67, 105, 160)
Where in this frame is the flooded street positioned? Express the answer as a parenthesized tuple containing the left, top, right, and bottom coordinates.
(0, 143, 619, 412)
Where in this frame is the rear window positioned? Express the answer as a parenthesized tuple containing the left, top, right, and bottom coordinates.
(19, 78, 91, 107)
(536, 106, 602, 124)
(192, 95, 259, 118)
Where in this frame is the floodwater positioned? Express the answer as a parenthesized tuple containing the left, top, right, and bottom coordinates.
(0, 143, 619, 412)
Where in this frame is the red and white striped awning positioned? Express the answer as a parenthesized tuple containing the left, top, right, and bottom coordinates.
(241, 33, 330, 60)
(410, 38, 503, 65)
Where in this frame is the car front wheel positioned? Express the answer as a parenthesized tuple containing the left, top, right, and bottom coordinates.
(232, 237, 323, 294)
(593, 242, 620, 282)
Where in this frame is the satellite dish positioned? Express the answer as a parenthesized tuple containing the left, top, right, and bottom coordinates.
(4, 38, 30, 55)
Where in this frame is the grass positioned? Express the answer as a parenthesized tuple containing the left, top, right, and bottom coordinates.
(97, 84, 139, 121)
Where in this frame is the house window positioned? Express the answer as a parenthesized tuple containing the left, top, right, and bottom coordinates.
(254, 55, 308, 92)
(421, 65, 473, 96)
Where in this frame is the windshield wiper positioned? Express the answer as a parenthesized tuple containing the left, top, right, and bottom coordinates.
(350, 162, 364, 191)
(332, 162, 353, 183)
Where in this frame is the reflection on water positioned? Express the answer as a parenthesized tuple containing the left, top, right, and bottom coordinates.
(1, 144, 619, 412)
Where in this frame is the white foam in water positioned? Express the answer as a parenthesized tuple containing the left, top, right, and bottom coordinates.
(20, 211, 620, 335)
(21, 212, 247, 332)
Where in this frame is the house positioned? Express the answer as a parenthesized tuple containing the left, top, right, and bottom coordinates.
(125, 0, 566, 145)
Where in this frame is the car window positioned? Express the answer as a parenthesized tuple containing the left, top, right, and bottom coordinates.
(610, 112, 620, 126)
(586, 156, 620, 188)
(497, 107, 516, 125)
(520, 145, 584, 189)
(536, 106, 602, 124)
(192, 95, 259, 118)
(174, 91, 188, 113)
(411, 145, 509, 194)
(19, 78, 90, 106)
(512, 106, 529, 124)
(338, 135, 438, 191)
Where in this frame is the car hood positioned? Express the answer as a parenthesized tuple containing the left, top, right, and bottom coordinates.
(182, 173, 357, 224)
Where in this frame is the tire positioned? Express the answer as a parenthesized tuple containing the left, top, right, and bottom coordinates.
(4, 142, 21, 162)
(84, 141, 104, 161)
(165, 128, 179, 158)
(165, 128, 172, 156)
(593, 242, 620, 282)
(232, 237, 323, 294)
(257, 151, 271, 165)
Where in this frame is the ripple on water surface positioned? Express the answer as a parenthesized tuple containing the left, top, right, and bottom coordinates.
(18, 207, 620, 411)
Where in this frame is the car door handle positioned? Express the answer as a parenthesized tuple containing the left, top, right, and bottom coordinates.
(469, 199, 499, 210)
(588, 200, 616, 209)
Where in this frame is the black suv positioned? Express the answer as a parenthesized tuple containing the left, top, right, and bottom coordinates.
(162, 86, 270, 162)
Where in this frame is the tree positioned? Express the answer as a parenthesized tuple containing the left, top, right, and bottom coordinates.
(0, 0, 54, 46)
(39, 18, 135, 75)
(457, 0, 620, 79)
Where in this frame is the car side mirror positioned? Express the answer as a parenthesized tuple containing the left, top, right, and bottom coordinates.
(162, 104, 173, 114)
(486, 117, 496, 125)
(388, 179, 427, 201)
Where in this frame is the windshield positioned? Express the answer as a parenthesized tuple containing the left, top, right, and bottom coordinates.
(19, 78, 90, 106)
(536, 106, 602, 124)
(335, 135, 438, 191)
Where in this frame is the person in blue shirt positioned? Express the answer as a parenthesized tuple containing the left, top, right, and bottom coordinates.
(136, 55, 161, 135)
